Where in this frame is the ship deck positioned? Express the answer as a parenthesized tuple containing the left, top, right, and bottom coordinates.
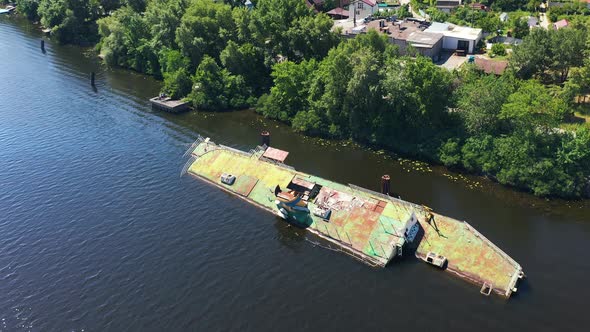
(184, 138, 523, 297)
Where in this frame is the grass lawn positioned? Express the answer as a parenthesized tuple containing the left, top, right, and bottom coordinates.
(561, 108, 590, 131)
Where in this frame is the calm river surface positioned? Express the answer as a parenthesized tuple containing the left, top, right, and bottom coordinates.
(1, 17, 589, 331)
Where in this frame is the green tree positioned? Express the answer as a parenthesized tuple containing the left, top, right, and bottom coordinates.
(512, 28, 586, 82)
(456, 71, 515, 135)
(220, 41, 270, 93)
(37, 0, 100, 44)
(257, 59, 318, 122)
(493, 0, 524, 11)
(345, 49, 384, 141)
(175, 0, 235, 69)
(500, 80, 568, 131)
(189, 56, 228, 110)
(382, 56, 453, 131)
(189, 56, 251, 110)
(163, 69, 192, 99)
(144, 0, 189, 49)
(159, 49, 189, 74)
(124, 0, 146, 12)
(439, 138, 462, 168)
(551, 27, 586, 82)
(98, 6, 158, 73)
(460, 135, 495, 173)
(477, 14, 500, 33)
(38, 0, 67, 28)
(160, 49, 192, 98)
(307, 44, 354, 137)
(249, 0, 312, 58)
(100, 0, 122, 13)
(285, 13, 339, 60)
(17, 0, 40, 20)
(512, 17, 529, 39)
(511, 28, 552, 80)
(491, 43, 506, 56)
(232, 6, 253, 43)
(397, 4, 412, 19)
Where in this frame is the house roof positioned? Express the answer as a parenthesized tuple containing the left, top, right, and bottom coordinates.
(427, 22, 450, 31)
(366, 19, 433, 42)
(489, 36, 522, 45)
(474, 58, 508, 75)
(527, 17, 538, 27)
(469, 3, 487, 10)
(424, 22, 482, 41)
(553, 19, 569, 29)
(305, 0, 318, 12)
(326, 7, 349, 17)
(436, 0, 462, 8)
(407, 31, 444, 48)
(358, 0, 377, 6)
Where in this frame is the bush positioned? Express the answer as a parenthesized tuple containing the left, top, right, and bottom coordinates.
(16, 0, 39, 20)
(163, 69, 192, 99)
(439, 139, 462, 168)
(491, 43, 507, 56)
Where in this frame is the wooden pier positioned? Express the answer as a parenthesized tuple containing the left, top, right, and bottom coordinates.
(150, 96, 190, 113)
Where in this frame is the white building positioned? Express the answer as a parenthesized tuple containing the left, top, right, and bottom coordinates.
(349, 0, 377, 20)
(424, 22, 482, 54)
(436, 0, 462, 13)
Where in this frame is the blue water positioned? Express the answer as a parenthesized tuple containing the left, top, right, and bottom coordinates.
(1, 17, 590, 332)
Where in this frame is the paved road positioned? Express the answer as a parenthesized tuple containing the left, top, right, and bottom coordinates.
(539, 12, 550, 29)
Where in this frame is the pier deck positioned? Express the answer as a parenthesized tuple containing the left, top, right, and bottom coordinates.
(416, 212, 523, 297)
(185, 138, 523, 297)
(150, 96, 189, 112)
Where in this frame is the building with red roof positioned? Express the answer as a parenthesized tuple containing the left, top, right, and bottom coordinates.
(553, 19, 569, 30)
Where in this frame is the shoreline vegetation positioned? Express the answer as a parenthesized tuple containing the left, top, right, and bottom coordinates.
(5, 0, 590, 199)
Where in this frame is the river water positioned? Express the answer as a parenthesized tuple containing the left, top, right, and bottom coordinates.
(1, 17, 589, 331)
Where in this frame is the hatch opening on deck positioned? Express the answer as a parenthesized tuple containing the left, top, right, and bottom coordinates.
(287, 177, 322, 201)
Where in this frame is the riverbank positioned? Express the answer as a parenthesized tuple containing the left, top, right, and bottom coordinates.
(7, 1, 590, 200)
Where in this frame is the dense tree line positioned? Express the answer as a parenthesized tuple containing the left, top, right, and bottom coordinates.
(511, 26, 586, 83)
(548, 1, 590, 23)
(9, 0, 590, 198)
(259, 30, 590, 198)
(96, 0, 338, 110)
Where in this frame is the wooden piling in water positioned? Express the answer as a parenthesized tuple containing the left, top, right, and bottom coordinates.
(40, 40, 45, 51)
(381, 175, 390, 195)
(91, 72, 95, 86)
(261, 131, 270, 147)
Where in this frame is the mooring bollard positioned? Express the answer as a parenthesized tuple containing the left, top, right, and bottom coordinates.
(381, 174, 391, 195)
(261, 130, 270, 147)
(91, 72, 95, 86)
